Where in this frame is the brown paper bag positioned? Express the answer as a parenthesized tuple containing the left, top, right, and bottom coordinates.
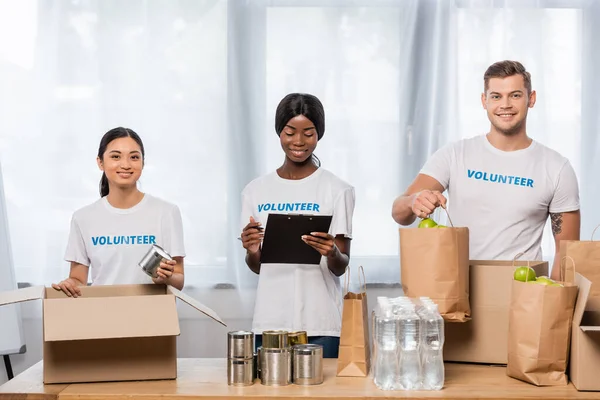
(506, 258, 579, 386)
(399, 209, 470, 322)
(336, 266, 371, 377)
(560, 225, 600, 309)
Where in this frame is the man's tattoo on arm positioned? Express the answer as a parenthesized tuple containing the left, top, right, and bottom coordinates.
(551, 213, 563, 235)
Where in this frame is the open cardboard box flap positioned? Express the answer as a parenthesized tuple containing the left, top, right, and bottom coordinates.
(168, 285, 226, 326)
(574, 274, 592, 326)
(570, 273, 600, 391)
(0, 283, 227, 333)
(0, 285, 45, 305)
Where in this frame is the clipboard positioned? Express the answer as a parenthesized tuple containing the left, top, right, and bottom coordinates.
(260, 213, 333, 265)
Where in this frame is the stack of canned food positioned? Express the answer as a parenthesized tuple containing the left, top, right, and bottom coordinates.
(227, 330, 324, 386)
(227, 331, 255, 386)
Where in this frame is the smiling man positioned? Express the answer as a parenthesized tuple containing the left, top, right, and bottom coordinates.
(392, 60, 580, 280)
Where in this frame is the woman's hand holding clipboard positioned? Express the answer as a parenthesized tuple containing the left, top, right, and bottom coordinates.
(301, 232, 337, 257)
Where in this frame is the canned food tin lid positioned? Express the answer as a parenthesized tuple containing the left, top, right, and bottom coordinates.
(152, 244, 173, 261)
(262, 330, 288, 336)
(293, 344, 323, 355)
(228, 330, 254, 338)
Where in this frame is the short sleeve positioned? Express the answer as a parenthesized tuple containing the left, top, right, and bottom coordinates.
(419, 142, 454, 189)
(330, 187, 355, 238)
(549, 160, 580, 213)
(64, 214, 90, 266)
(161, 205, 186, 257)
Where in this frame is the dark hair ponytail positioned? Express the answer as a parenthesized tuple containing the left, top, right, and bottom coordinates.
(97, 127, 145, 197)
(100, 172, 109, 197)
(311, 154, 321, 167)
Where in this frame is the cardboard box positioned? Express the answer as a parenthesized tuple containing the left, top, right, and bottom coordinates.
(0, 284, 226, 384)
(570, 273, 600, 391)
(443, 260, 548, 364)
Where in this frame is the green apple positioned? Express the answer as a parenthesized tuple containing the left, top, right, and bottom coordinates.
(529, 280, 549, 285)
(437, 225, 447, 228)
(535, 276, 563, 286)
(535, 276, 554, 285)
(418, 218, 438, 228)
(529, 279, 564, 287)
(514, 266, 537, 282)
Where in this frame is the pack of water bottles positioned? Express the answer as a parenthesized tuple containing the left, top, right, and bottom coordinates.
(371, 296, 444, 391)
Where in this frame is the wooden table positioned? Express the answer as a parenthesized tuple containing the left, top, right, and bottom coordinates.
(0, 361, 68, 400)
(1, 358, 598, 400)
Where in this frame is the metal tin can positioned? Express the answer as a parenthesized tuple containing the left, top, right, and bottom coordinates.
(288, 331, 308, 347)
(260, 347, 292, 386)
(262, 330, 288, 349)
(227, 331, 254, 359)
(292, 344, 323, 385)
(227, 358, 254, 386)
(139, 244, 172, 278)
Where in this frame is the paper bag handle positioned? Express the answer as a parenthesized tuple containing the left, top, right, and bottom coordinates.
(592, 224, 600, 241)
(358, 265, 366, 293)
(343, 266, 367, 294)
(512, 252, 533, 282)
(441, 205, 455, 228)
(560, 256, 575, 283)
(511, 252, 530, 267)
(431, 205, 455, 228)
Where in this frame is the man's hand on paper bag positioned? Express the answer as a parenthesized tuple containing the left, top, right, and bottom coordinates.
(411, 190, 447, 219)
(241, 216, 264, 255)
(152, 258, 177, 284)
(302, 232, 338, 257)
(52, 278, 83, 298)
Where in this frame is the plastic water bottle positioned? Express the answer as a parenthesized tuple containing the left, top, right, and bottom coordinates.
(420, 304, 445, 390)
(372, 297, 392, 373)
(373, 299, 398, 390)
(398, 302, 421, 390)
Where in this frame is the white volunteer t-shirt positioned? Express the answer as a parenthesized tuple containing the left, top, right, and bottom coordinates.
(420, 134, 579, 261)
(65, 194, 186, 285)
(240, 168, 355, 337)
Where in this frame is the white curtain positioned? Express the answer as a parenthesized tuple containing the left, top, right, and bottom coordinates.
(0, 0, 597, 292)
